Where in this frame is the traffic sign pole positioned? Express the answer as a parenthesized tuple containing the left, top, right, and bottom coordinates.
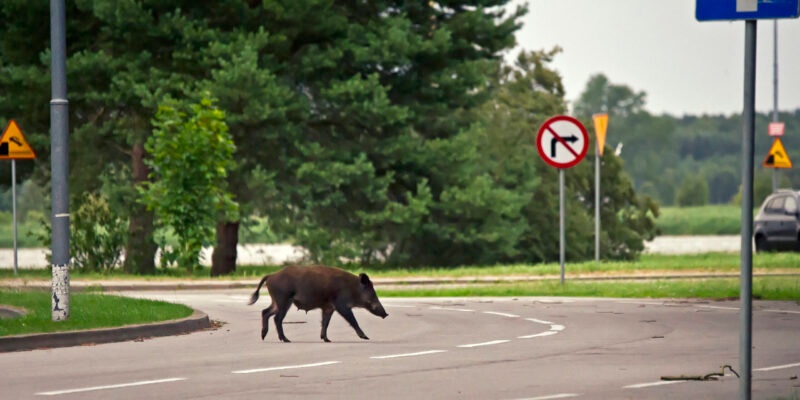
(559, 169, 565, 284)
(12, 160, 17, 275)
(535, 116, 589, 285)
(739, 19, 757, 400)
(594, 148, 600, 261)
(592, 113, 608, 262)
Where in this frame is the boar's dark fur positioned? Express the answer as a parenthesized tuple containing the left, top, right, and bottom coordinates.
(248, 265, 388, 342)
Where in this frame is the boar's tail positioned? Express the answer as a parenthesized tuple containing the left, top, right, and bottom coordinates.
(248, 275, 270, 305)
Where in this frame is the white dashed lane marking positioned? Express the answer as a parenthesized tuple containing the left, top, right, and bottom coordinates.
(754, 362, 800, 371)
(36, 378, 187, 396)
(370, 350, 448, 359)
(623, 380, 684, 389)
(232, 361, 340, 374)
(457, 339, 510, 348)
(429, 306, 476, 312)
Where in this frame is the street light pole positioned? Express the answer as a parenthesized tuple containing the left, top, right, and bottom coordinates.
(50, 0, 70, 321)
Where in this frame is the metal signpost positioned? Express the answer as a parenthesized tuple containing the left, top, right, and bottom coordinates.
(535, 115, 589, 284)
(696, 1, 800, 398)
(592, 114, 609, 261)
(0, 120, 38, 275)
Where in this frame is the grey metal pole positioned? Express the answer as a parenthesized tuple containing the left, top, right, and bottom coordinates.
(771, 20, 778, 191)
(559, 168, 565, 284)
(594, 149, 600, 261)
(740, 19, 757, 400)
(50, 0, 70, 321)
(12, 160, 18, 275)
(773, 20, 779, 124)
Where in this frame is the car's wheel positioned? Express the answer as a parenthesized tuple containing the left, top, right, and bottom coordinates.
(755, 236, 768, 253)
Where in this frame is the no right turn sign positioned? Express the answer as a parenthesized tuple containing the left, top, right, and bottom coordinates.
(536, 115, 589, 169)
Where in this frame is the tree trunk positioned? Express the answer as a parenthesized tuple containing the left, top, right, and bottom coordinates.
(124, 142, 157, 274)
(211, 221, 239, 276)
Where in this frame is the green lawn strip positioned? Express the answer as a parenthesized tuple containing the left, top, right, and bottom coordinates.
(378, 276, 800, 301)
(2, 252, 800, 282)
(0, 290, 193, 337)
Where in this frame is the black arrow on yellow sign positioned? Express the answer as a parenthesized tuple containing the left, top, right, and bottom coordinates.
(763, 137, 792, 169)
(0, 120, 36, 160)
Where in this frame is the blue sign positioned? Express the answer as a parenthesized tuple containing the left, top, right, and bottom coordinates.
(697, 0, 800, 20)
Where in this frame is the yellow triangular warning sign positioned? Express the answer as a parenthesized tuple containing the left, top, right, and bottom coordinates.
(0, 120, 36, 160)
(763, 137, 792, 169)
(592, 113, 608, 156)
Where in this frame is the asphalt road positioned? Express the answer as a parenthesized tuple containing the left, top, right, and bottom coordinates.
(1, 291, 798, 400)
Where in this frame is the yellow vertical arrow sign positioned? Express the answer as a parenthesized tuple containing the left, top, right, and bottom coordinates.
(762, 137, 792, 169)
(592, 113, 608, 156)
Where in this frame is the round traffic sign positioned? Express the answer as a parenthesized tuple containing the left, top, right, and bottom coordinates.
(536, 115, 589, 168)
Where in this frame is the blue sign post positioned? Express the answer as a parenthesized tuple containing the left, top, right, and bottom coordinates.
(697, 2, 798, 400)
(697, 0, 800, 20)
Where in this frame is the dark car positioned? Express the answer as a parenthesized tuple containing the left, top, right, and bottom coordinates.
(753, 190, 800, 252)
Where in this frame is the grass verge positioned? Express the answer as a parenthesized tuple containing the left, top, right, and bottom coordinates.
(657, 205, 743, 235)
(376, 276, 800, 301)
(0, 290, 193, 337)
(4, 252, 800, 281)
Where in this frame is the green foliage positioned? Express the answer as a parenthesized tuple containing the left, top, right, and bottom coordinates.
(70, 193, 128, 272)
(0, 2, 665, 270)
(573, 73, 647, 118)
(30, 188, 128, 271)
(139, 95, 238, 271)
(675, 175, 710, 207)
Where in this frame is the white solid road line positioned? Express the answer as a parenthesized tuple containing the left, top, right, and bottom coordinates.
(457, 339, 510, 348)
(370, 350, 447, 359)
(518, 331, 558, 339)
(754, 362, 800, 372)
(526, 318, 554, 325)
(35, 377, 187, 396)
(232, 361, 340, 374)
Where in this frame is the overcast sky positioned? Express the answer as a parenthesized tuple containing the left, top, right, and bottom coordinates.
(510, 0, 800, 116)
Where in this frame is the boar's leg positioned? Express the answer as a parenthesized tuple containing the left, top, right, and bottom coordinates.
(273, 301, 293, 343)
(320, 306, 334, 343)
(261, 304, 276, 340)
(335, 303, 369, 340)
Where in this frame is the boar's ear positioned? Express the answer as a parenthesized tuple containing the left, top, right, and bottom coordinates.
(359, 273, 373, 288)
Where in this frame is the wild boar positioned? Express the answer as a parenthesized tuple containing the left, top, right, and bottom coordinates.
(248, 265, 388, 342)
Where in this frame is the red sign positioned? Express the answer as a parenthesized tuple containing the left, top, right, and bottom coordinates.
(768, 122, 785, 137)
(536, 115, 589, 169)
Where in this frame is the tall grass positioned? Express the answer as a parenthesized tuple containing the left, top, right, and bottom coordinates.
(657, 205, 743, 235)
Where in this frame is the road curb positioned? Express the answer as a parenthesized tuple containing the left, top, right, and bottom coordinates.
(0, 309, 211, 353)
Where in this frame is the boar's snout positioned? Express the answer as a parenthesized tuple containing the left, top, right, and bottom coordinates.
(367, 301, 388, 319)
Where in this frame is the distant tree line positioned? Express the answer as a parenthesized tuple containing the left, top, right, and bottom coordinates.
(572, 73, 800, 208)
